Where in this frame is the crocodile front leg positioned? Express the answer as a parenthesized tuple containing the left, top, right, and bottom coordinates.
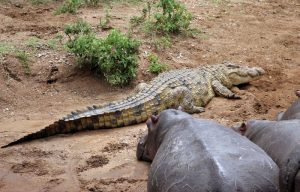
(212, 80, 241, 99)
(166, 86, 205, 113)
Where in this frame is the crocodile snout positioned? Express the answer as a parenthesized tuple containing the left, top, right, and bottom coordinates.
(249, 67, 265, 77)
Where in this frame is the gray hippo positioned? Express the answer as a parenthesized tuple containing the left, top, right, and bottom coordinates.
(277, 90, 300, 120)
(137, 109, 279, 192)
(236, 119, 300, 192)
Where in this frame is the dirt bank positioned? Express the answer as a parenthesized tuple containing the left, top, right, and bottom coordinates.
(0, 0, 299, 191)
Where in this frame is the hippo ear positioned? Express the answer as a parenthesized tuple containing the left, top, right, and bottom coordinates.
(239, 122, 247, 135)
(296, 90, 300, 97)
(151, 115, 158, 124)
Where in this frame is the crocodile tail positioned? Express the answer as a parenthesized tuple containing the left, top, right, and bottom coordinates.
(1, 120, 64, 148)
(1, 102, 155, 148)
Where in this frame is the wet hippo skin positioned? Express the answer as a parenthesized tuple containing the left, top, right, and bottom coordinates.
(137, 109, 279, 192)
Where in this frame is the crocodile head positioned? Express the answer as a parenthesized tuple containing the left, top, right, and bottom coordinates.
(224, 63, 265, 85)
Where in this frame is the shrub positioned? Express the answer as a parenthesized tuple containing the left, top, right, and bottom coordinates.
(148, 53, 167, 74)
(67, 33, 103, 66)
(153, 0, 193, 34)
(98, 30, 140, 85)
(55, 0, 83, 14)
(16, 51, 31, 75)
(64, 20, 92, 39)
(132, 0, 194, 35)
(154, 36, 171, 49)
(84, 0, 100, 6)
(25, 37, 42, 49)
(0, 43, 14, 58)
(99, 9, 112, 30)
(65, 26, 140, 86)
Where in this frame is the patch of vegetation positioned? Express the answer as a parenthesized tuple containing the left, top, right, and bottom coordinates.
(154, 36, 172, 49)
(67, 33, 102, 66)
(47, 34, 64, 50)
(25, 37, 42, 49)
(148, 53, 167, 74)
(99, 9, 112, 30)
(99, 30, 140, 85)
(55, 0, 84, 14)
(16, 51, 31, 75)
(132, 0, 194, 35)
(212, 0, 223, 5)
(83, 0, 100, 6)
(47, 39, 58, 50)
(30, 0, 51, 5)
(0, 43, 15, 58)
(55, 0, 141, 15)
(64, 20, 92, 39)
(65, 21, 140, 86)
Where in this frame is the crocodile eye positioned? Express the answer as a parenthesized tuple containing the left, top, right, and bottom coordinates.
(225, 63, 239, 68)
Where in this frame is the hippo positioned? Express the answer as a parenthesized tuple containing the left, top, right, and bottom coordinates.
(236, 119, 300, 192)
(137, 109, 279, 192)
(277, 90, 300, 120)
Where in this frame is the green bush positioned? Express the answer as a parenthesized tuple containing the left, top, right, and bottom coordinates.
(64, 20, 92, 38)
(67, 33, 102, 65)
(153, 0, 193, 34)
(154, 36, 171, 49)
(132, 0, 193, 35)
(16, 51, 31, 75)
(148, 53, 167, 74)
(84, 0, 100, 6)
(55, 0, 83, 14)
(66, 27, 140, 86)
(98, 30, 140, 85)
(99, 9, 112, 30)
(0, 43, 14, 58)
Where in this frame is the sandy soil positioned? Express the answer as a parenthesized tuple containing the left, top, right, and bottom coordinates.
(0, 0, 299, 191)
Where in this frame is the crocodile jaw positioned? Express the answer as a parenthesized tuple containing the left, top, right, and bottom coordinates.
(226, 65, 265, 85)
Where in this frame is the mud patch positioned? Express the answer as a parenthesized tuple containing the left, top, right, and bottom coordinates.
(43, 178, 65, 191)
(83, 178, 147, 192)
(20, 147, 53, 158)
(102, 142, 129, 153)
(253, 101, 269, 114)
(77, 155, 109, 173)
(11, 160, 48, 176)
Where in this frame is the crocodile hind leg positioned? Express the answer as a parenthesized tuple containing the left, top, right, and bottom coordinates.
(166, 86, 205, 113)
(212, 80, 241, 99)
(135, 82, 149, 93)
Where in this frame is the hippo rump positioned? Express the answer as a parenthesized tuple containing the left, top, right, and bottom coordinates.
(277, 90, 300, 120)
(237, 119, 300, 192)
(137, 109, 279, 192)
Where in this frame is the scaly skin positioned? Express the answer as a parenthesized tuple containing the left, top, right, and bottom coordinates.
(1, 62, 265, 148)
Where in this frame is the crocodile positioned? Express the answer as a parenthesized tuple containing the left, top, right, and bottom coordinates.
(1, 62, 265, 148)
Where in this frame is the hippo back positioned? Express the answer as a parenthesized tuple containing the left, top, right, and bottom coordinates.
(244, 119, 300, 192)
(148, 118, 279, 192)
(278, 99, 300, 120)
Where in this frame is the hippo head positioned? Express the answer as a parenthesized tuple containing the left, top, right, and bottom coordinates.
(224, 62, 265, 85)
(136, 109, 191, 162)
(232, 120, 272, 139)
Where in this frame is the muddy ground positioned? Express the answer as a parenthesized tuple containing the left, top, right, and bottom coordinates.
(0, 0, 299, 191)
